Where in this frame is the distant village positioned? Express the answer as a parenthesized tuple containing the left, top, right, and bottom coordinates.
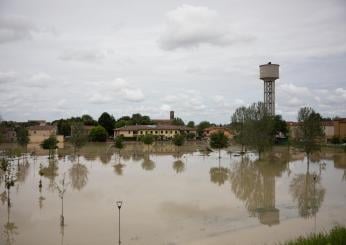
(0, 110, 345, 148)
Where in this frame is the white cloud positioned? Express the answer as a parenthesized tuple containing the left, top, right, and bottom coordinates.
(88, 78, 145, 104)
(158, 5, 253, 50)
(0, 15, 37, 44)
(122, 88, 144, 102)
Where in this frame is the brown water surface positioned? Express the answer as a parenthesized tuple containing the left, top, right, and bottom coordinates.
(0, 143, 345, 245)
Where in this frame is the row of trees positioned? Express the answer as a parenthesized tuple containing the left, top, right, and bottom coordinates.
(231, 102, 325, 160)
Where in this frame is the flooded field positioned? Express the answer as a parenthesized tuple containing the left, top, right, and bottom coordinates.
(1, 143, 346, 245)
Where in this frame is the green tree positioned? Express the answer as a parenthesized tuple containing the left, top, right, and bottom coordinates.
(187, 121, 195, 128)
(197, 121, 211, 138)
(41, 136, 59, 158)
(273, 115, 288, 137)
(114, 136, 124, 163)
(141, 134, 154, 153)
(56, 119, 71, 136)
(245, 102, 275, 158)
(98, 112, 115, 135)
(70, 122, 88, 154)
(81, 114, 97, 126)
(296, 107, 324, 163)
(172, 134, 185, 155)
(89, 126, 108, 142)
(172, 117, 185, 126)
(209, 131, 229, 158)
(231, 106, 248, 153)
(16, 127, 29, 147)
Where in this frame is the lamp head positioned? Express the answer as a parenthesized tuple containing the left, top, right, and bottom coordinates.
(116, 201, 123, 209)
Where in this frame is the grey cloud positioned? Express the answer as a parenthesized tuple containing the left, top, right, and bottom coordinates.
(0, 15, 37, 44)
(60, 49, 106, 63)
(0, 71, 17, 84)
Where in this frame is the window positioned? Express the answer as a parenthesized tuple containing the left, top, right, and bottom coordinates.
(165, 131, 168, 134)
(161, 131, 163, 134)
(128, 131, 131, 134)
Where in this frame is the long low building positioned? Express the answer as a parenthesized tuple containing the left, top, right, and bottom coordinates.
(114, 125, 196, 140)
(28, 125, 64, 144)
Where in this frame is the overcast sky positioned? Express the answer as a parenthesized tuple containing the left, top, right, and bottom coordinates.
(0, 0, 345, 123)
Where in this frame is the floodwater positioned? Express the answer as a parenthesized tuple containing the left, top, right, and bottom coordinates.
(0, 142, 346, 245)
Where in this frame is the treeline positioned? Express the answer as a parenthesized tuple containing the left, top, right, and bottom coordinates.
(231, 102, 325, 160)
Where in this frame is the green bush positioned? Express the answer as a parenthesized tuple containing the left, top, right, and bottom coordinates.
(89, 126, 108, 142)
(280, 226, 346, 245)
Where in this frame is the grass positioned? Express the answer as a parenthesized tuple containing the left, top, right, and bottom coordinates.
(279, 226, 346, 245)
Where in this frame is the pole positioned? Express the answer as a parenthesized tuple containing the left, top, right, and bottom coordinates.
(118, 207, 121, 245)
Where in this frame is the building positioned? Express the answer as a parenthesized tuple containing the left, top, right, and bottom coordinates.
(152, 111, 175, 125)
(203, 126, 234, 139)
(114, 124, 196, 140)
(0, 127, 17, 143)
(287, 119, 346, 143)
(334, 118, 346, 140)
(27, 125, 64, 144)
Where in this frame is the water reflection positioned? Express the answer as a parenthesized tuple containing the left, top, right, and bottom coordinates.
(2, 204, 18, 245)
(289, 170, 325, 219)
(172, 160, 185, 174)
(142, 155, 155, 171)
(229, 154, 288, 226)
(210, 159, 229, 186)
(69, 161, 89, 191)
(39, 158, 59, 191)
(113, 163, 125, 176)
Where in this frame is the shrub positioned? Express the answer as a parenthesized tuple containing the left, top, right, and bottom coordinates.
(89, 126, 108, 142)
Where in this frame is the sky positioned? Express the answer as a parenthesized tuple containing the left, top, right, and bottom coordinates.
(0, 0, 345, 123)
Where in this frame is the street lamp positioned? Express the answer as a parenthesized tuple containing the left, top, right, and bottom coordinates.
(116, 201, 123, 244)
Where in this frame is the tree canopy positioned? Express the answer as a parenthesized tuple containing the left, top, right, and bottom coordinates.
(70, 122, 88, 153)
(209, 131, 229, 158)
(197, 121, 211, 138)
(89, 126, 108, 142)
(98, 112, 115, 135)
(16, 127, 29, 146)
(296, 107, 324, 160)
(172, 117, 185, 126)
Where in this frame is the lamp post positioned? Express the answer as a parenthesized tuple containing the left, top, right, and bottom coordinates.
(116, 201, 123, 245)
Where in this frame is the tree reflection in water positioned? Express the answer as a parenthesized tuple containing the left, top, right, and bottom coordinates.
(229, 154, 287, 226)
(113, 163, 125, 176)
(39, 158, 59, 191)
(209, 158, 229, 186)
(142, 155, 155, 171)
(173, 160, 185, 174)
(69, 159, 89, 191)
(2, 197, 18, 245)
(289, 168, 325, 219)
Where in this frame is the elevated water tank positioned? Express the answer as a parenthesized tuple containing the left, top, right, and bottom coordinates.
(260, 62, 279, 81)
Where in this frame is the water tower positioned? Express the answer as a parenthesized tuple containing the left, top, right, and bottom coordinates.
(259, 62, 279, 116)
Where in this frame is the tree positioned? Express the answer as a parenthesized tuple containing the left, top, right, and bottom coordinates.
(197, 121, 211, 138)
(56, 119, 71, 136)
(70, 122, 88, 154)
(172, 117, 185, 126)
(81, 114, 97, 126)
(41, 136, 59, 158)
(273, 115, 288, 137)
(16, 127, 29, 147)
(296, 107, 324, 163)
(187, 121, 195, 128)
(141, 134, 154, 153)
(209, 131, 229, 158)
(114, 136, 124, 163)
(89, 126, 108, 142)
(231, 106, 248, 153)
(98, 112, 115, 135)
(245, 102, 275, 158)
(172, 134, 185, 155)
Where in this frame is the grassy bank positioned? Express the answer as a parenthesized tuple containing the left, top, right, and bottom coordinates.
(280, 226, 346, 245)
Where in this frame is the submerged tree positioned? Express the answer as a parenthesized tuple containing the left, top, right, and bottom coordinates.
(41, 136, 59, 159)
(70, 122, 88, 155)
(231, 106, 248, 153)
(141, 134, 154, 153)
(172, 134, 185, 155)
(296, 107, 324, 164)
(209, 160, 229, 186)
(141, 156, 155, 171)
(209, 131, 229, 158)
(55, 174, 68, 226)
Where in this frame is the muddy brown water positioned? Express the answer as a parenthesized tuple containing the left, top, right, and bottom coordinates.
(0, 143, 345, 245)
